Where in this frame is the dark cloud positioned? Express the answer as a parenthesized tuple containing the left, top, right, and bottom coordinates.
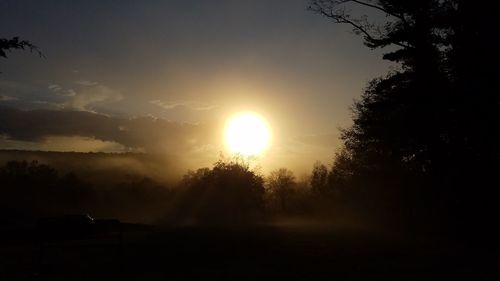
(0, 106, 216, 154)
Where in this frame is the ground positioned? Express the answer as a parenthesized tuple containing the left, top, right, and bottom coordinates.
(1, 222, 498, 281)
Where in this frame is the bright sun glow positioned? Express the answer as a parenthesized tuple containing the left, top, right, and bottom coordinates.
(224, 112, 271, 156)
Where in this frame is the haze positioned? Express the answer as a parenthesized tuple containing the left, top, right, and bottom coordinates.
(0, 0, 389, 173)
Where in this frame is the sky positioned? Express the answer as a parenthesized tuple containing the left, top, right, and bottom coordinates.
(0, 0, 391, 174)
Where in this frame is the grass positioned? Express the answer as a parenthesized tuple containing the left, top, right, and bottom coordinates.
(1, 222, 498, 280)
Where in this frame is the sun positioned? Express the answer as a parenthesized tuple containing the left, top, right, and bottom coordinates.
(224, 112, 271, 156)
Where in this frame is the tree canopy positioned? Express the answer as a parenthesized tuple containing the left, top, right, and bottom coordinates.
(311, 0, 500, 236)
(176, 158, 266, 225)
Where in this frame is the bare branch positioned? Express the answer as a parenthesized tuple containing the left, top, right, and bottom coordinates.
(309, 0, 412, 49)
(350, 0, 407, 23)
(314, 7, 410, 49)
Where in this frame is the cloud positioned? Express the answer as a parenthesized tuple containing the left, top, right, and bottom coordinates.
(0, 135, 127, 153)
(0, 106, 217, 155)
(66, 84, 122, 111)
(48, 80, 122, 111)
(150, 99, 217, 111)
(48, 84, 62, 91)
(0, 80, 39, 100)
(75, 80, 98, 86)
(0, 80, 32, 91)
(0, 80, 62, 110)
(48, 84, 76, 97)
(0, 95, 18, 102)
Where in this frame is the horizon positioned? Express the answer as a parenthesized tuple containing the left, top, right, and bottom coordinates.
(2, 1, 499, 280)
(0, 0, 390, 174)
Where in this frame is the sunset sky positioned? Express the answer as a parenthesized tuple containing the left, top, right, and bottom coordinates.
(0, 0, 390, 173)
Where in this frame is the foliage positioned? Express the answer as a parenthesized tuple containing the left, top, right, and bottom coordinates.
(310, 0, 500, 235)
(175, 157, 266, 225)
(0, 161, 173, 224)
(0, 36, 42, 59)
(310, 161, 329, 195)
(266, 168, 296, 213)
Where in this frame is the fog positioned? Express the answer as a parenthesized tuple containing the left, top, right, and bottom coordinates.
(0, 150, 368, 231)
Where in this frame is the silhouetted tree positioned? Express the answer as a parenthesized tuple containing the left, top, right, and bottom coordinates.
(0, 160, 174, 223)
(105, 176, 173, 223)
(310, 0, 500, 236)
(1, 161, 59, 216)
(177, 158, 266, 225)
(310, 162, 329, 195)
(266, 168, 296, 213)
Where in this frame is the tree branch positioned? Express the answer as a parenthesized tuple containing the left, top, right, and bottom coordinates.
(0, 37, 44, 59)
(350, 0, 407, 23)
(316, 8, 411, 49)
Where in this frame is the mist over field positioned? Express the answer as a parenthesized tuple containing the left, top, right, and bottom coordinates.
(0, 150, 184, 185)
(0, 150, 378, 234)
(2, 0, 500, 280)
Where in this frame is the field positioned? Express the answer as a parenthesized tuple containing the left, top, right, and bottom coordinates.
(1, 222, 498, 281)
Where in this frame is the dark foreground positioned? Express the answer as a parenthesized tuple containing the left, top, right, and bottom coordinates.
(1, 222, 499, 281)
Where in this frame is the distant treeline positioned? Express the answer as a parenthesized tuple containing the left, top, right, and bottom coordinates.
(0, 150, 184, 185)
(0, 160, 174, 224)
(0, 157, 377, 229)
